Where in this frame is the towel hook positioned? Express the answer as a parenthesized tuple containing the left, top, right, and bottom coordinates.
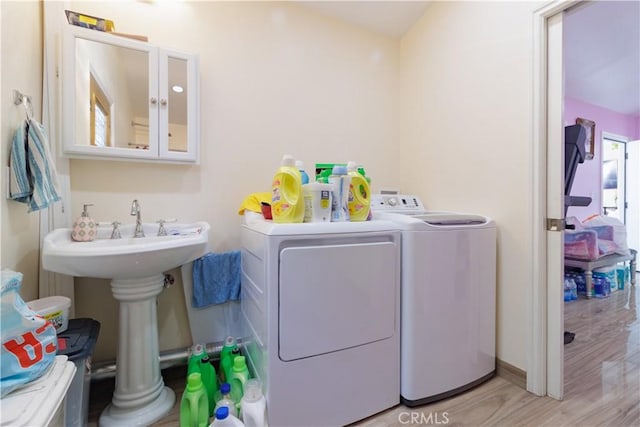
(12, 89, 33, 120)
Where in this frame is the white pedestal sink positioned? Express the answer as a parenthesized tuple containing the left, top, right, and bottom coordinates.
(42, 222, 210, 426)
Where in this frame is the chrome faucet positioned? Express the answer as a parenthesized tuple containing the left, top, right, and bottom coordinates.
(130, 199, 145, 238)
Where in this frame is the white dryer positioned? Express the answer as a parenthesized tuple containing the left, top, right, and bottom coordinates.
(372, 194, 496, 406)
(240, 217, 401, 426)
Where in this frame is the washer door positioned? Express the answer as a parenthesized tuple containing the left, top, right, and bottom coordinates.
(279, 241, 397, 361)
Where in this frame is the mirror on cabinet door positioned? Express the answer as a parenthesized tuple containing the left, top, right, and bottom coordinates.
(62, 26, 199, 163)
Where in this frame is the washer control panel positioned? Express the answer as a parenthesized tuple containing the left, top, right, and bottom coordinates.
(371, 194, 426, 213)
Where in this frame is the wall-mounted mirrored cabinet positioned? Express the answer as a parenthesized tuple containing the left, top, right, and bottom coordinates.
(62, 26, 199, 163)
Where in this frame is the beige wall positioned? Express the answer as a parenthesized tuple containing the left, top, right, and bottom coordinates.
(1, 1, 43, 303)
(66, 1, 401, 362)
(2, 1, 538, 372)
(399, 1, 539, 370)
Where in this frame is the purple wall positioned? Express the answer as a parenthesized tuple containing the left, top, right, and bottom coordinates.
(564, 97, 640, 220)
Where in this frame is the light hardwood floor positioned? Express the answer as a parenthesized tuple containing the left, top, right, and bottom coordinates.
(88, 283, 639, 426)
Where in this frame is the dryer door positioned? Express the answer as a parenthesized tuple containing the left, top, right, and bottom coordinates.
(279, 240, 398, 361)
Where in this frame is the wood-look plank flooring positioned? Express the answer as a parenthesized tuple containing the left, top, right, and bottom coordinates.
(88, 283, 639, 426)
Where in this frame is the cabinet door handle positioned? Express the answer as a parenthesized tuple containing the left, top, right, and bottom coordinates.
(160, 99, 167, 106)
(150, 97, 157, 105)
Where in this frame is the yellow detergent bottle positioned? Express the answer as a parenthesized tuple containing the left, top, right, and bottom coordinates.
(347, 161, 371, 221)
(271, 155, 305, 223)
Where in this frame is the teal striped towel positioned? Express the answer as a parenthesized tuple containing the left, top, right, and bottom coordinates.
(9, 119, 61, 212)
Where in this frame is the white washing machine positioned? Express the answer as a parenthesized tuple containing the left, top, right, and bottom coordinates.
(372, 194, 496, 406)
(240, 216, 401, 426)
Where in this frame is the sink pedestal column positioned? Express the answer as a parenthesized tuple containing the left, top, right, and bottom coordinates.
(99, 274, 175, 427)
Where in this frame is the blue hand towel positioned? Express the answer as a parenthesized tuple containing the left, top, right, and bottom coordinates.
(9, 119, 61, 212)
(192, 251, 241, 308)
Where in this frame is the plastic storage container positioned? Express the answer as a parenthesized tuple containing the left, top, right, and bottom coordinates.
(27, 296, 71, 333)
(271, 155, 304, 223)
(0, 355, 75, 427)
(56, 318, 100, 427)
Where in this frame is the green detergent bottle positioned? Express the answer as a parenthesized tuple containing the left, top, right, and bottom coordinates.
(180, 372, 209, 427)
(229, 355, 251, 396)
(219, 337, 237, 383)
(187, 343, 206, 378)
(200, 356, 218, 417)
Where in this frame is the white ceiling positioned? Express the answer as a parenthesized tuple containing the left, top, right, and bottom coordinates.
(298, 1, 432, 38)
(299, 1, 640, 117)
(565, 1, 640, 116)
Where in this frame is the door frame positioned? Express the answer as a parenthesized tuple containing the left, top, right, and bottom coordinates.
(530, 0, 576, 399)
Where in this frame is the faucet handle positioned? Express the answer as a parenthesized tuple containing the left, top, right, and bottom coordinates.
(110, 221, 122, 239)
(156, 218, 177, 236)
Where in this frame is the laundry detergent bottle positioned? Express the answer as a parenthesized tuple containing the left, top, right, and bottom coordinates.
(220, 336, 237, 383)
(271, 155, 304, 223)
(240, 379, 268, 427)
(187, 343, 206, 377)
(200, 356, 218, 417)
(346, 161, 371, 221)
(179, 372, 209, 427)
(229, 355, 251, 396)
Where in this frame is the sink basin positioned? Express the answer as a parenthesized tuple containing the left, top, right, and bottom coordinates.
(42, 221, 210, 279)
(42, 220, 210, 426)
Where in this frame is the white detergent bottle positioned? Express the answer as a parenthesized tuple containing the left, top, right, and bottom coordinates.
(239, 379, 268, 427)
(210, 406, 245, 427)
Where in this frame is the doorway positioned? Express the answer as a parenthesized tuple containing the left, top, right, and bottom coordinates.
(531, 0, 640, 400)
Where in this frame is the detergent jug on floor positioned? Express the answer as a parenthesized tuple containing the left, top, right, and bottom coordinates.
(200, 356, 218, 417)
(180, 373, 209, 427)
(211, 407, 245, 427)
(229, 356, 251, 395)
(271, 155, 304, 223)
(220, 337, 237, 383)
(214, 383, 238, 417)
(187, 343, 206, 377)
(240, 379, 268, 427)
(346, 161, 371, 221)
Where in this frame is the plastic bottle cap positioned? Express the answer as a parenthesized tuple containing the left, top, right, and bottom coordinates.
(233, 355, 246, 369)
(192, 343, 204, 355)
(187, 372, 202, 390)
(215, 406, 229, 420)
(220, 382, 231, 394)
(347, 161, 358, 171)
(224, 336, 235, 346)
(281, 154, 295, 167)
(332, 165, 347, 175)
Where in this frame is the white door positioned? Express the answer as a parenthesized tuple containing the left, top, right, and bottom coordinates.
(545, 11, 565, 400)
